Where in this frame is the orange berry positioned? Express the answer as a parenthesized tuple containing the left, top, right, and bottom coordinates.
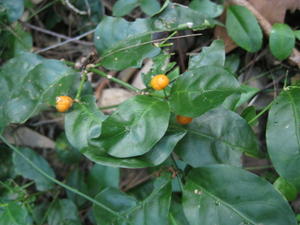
(176, 115, 193, 125)
(150, 74, 170, 90)
(55, 96, 74, 112)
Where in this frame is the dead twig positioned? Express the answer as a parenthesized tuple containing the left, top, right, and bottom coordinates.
(63, 0, 90, 15)
(35, 29, 95, 53)
(23, 22, 93, 46)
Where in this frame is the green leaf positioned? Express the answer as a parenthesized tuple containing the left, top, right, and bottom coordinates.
(1, 23, 32, 59)
(224, 53, 240, 73)
(0, 53, 78, 129)
(93, 177, 172, 225)
(189, 0, 223, 18)
(0, 0, 24, 22)
(188, 40, 225, 70)
(113, 0, 161, 16)
(170, 66, 240, 117)
(91, 95, 170, 158)
(55, 134, 82, 164)
(47, 199, 81, 225)
(83, 128, 186, 168)
(169, 197, 190, 225)
(269, 23, 295, 60)
(226, 5, 262, 52)
(241, 106, 258, 125)
(151, 3, 216, 31)
(66, 169, 89, 207)
(266, 87, 300, 189)
(112, 0, 139, 17)
(12, 24, 32, 55)
(0, 202, 31, 225)
(13, 148, 55, 191)
(140, 0, 161, 16)
(65, 95, 106, 150)
(294, 30, 300, 40)
(94, 3, 216, 70)
(183, 165, 297, 225)
(94, 16, 160, 70)
(222, 85, 259, 110)
(175, 107, 260, 167)
(274, 177, 298, 201)
(87, 164, 120, 197)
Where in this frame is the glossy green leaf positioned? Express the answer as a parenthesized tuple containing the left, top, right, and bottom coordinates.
(0, 202, 31, 225)
(170, 66, 240, 117)
(82, 129, 186, 168)
(175, 107, 260, 167)
(13, 148, 55, 191)
(269, 23, 295, 60)
(0, 53, 78, 129)
(0, 0, 24, 22)
(47, 199, 81, 225)
(87, 164, 120, 197)
(189, 40, 225, 69)
(235, 85, 259, 107)
(94, 3, 216, 70)
(65, 95, 106, 150)
(266, 87, 300, 189)
(183, 165, 297, 225)
(274, 177, 298, 201)
(226, 5, 262, 52)
(151, 3, 216, 31)
(222, 85, 259, 110)
(94, 16, 160, 70)
(91, 95, 170, 158)
(93, 177, 172, 225)
(189, 0, 223, 18)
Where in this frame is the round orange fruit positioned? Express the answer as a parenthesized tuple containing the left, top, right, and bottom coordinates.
(56, 96, 74, 112)
(150, 74, 170, 90)
(176, 115, 193, 125)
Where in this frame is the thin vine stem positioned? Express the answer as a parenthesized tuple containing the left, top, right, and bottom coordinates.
(0, 135, 120, 218)
(248, 101, 273, 125)
(75, 71, 87, 100)
(88, 67, 141, 93)
(244, 165, 273, 170)
(170, 153, 184, 192)
(99, 104, 119, 110)
(94, 33, 203, 67)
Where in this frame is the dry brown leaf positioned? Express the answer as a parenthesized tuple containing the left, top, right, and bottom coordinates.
(249, 0, 300, 24)
(3, 126, 55, 149)
(98, 88, 134, 113)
